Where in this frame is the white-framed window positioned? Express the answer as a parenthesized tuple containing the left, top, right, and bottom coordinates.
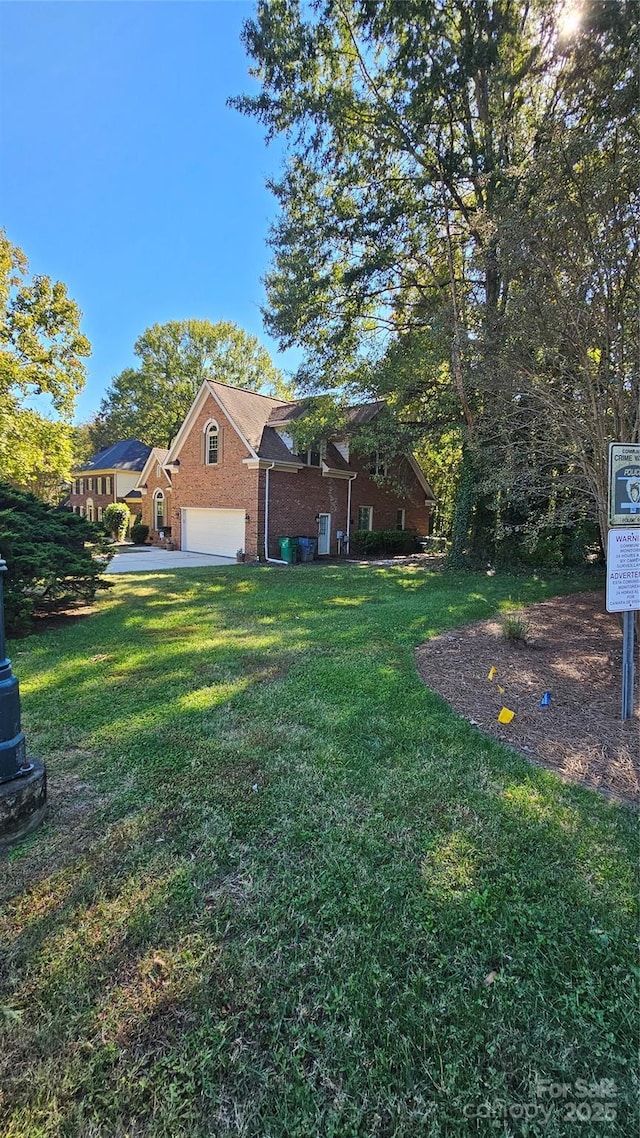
(79, 478, 85, 495)
(97, 506, 103, 522)
(204, 420, 220, 465)
(357, 506, 373, 531)
(86, 498, 94, 522)
(153, 489, 165, 530)
(87, 477, 94, 492)
(300, 443, 325, 467)
(105, 476, 112, 495)
(369, 451, 387, 477)
(396, 508, 405, 531)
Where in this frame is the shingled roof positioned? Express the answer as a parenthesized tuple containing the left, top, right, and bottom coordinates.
(208, 382, 289, 453)
(266, 398, 385, 430)
(75, 439, 151, 473)
(166, 380, 395, 472)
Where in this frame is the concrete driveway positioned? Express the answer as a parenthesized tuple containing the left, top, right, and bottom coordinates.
(104, 546, 236, 574)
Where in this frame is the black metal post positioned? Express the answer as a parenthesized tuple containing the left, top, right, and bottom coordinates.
(621, 610, 635, 721)
(0, 558, 31, 783)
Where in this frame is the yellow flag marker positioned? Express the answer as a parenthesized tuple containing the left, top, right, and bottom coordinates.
(487, 666, 497, 681)
(498, 707, 515, 724)
(497, 684, 505, 694)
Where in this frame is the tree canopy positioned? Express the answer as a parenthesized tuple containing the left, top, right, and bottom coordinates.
(92, 319, 290, 450)
(235, 0, 639, 562)
(0, 230, 91, 501)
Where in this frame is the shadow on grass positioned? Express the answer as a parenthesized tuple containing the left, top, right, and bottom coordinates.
(1, 565, 632, 1137)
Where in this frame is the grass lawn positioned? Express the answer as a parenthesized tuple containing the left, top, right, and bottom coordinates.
(0, 564, 637, 1137)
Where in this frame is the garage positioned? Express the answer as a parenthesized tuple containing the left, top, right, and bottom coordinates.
(181, 508, 246, 558)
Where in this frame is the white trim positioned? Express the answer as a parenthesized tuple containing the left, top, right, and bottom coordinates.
(203, 418, 220, 465)
(317, 513, 331, 556)
(357, 505, 374, 532)
(166, 381, 260, 466)
(153, 488, 165, 530)
(243, 457, 301, 472)
(134, 448, 171, 490)
(263, 462, 288, 564)
(321, 463, 355, 480)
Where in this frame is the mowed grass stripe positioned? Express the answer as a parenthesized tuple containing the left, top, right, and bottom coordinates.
(1, 564, 636, 1138)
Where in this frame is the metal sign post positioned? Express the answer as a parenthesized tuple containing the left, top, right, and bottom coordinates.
(607, 443, 640, 722)
(619, 618, 636, 722)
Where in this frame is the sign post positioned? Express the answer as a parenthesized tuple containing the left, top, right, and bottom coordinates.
(606, 529, 639, 720)
(607, 443, 640, 722)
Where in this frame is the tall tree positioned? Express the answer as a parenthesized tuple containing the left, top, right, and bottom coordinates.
(235, 0, 638, 559)
(92, 319, 290, 449)
(2, 411, 75, 505)
(497, 0, 639, 546)
(0, 230, 90, 497)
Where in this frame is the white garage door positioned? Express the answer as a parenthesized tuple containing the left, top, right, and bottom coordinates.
(181, 508, 245, 558)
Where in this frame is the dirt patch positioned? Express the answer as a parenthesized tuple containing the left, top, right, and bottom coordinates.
(415, 591, 639, 804)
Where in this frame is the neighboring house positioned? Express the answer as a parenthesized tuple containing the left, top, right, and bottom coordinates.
(68, 439, 151, 522)
(133, 381, 435, 560)
(125, 447, 171, 534)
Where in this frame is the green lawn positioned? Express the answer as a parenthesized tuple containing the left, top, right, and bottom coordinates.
(1, 564, 637, 1137)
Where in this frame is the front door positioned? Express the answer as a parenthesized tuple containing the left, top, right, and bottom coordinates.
(317, 513, 331, 556)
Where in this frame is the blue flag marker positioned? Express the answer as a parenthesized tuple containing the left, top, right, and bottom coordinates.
(539, 692, 551, 708)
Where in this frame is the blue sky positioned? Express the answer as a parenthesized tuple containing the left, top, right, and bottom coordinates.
(0, 0, 300, 422)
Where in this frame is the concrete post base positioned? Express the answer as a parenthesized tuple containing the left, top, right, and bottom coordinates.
(0, 758, 47, 845)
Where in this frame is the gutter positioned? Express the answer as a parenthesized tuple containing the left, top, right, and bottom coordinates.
(345, 473, 357, 553)
(264, 462, 288, 565)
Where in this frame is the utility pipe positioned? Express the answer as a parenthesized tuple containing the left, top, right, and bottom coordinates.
(345, 473, 357, 555)
(264, 463, 288, 565)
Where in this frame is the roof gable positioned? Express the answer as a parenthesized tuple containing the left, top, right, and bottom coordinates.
(134, 447, 171, 489)
(75, 439, 151, 473)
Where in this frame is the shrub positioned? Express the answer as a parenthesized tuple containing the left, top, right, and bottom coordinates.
(103, 503, 130, 541)
(0, 481, 111, 632)
(130, 523, 149, 545)
(350, 529, 417, 556)
(500, 610, 531, 646)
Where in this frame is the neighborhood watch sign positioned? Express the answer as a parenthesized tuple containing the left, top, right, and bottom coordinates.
(608, 443, 640, 526)
(606, 529, 640, 613)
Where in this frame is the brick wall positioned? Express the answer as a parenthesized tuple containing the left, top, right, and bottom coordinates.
(265, 456, 431, 558)
(68, 473, 116, 521)
(170, 394, 261, 558)
(348, 454, 432, 534)
(137, 463, 173, 543)
(266, 468, 349, 558)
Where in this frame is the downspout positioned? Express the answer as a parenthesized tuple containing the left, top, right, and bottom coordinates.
(264, 462, 288, 565)
(345, 473, 357, 555)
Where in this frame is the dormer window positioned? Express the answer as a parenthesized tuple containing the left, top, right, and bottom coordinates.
(204, 420, 220, 465)
(369, 451, 387, 477)
(299, 443, 326, 467)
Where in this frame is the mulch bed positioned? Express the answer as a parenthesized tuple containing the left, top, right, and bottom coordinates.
(415, 591, 639, 805)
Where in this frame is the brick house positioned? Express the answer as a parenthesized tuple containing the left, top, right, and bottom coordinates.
(68, 439, 151, 522)
(125, 447, 171, 537)
(133, 381, 434, 560)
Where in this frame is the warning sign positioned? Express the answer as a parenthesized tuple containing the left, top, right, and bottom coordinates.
(608, 443, 640, 526)
(606, 528, 640, 612)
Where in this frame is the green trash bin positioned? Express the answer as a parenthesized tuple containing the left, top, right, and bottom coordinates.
(278, 536, 300, 564)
